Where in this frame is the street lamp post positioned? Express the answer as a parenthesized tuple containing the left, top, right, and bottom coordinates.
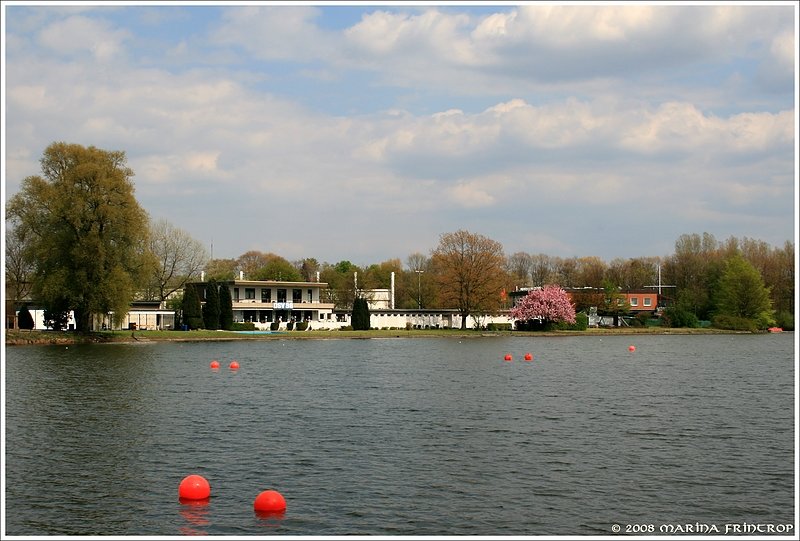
(415, 270, 424, 309)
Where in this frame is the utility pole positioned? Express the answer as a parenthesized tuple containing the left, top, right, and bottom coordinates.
(415, 270, 424, 309)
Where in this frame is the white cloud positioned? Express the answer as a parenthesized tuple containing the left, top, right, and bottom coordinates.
(212, 5, 334, 61)
(447, 180, 496, 209)
(3, 4, 795, 263)
(36, 15, 130, 61)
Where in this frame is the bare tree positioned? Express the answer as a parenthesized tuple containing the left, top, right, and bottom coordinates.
(406, 252, 428, 272)
(147, 218, 209, 302)
(236, 250, 270, 279)
(530, 253, 555, 286)
(5, 221, 35, 311)
(507, 251, 533, 286)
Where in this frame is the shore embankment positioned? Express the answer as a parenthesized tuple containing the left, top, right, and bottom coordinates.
(4, 326, 756, 346)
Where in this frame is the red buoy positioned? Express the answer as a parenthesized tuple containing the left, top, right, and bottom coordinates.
(210, 360, 220, 369)
(524, 352, 533, 361)
(503, 354, 512, 361)
(179, 474, 210, 501)
(229, 360, 240, 370)
(254, 489, 286, 513)
(628, 345, 636, 352)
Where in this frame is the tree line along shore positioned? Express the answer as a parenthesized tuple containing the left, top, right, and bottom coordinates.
(6, 143, 794, 336)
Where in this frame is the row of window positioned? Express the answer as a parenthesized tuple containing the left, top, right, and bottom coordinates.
(628, 297, 653, 307)
(233, 288, 314, 303)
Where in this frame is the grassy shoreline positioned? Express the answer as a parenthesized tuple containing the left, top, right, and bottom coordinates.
(4, 326, 754, 346)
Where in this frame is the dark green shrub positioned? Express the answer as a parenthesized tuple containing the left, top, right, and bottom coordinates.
(270, 321, 280, 331)
(774, 311, 794, 331)
(286, 320, 294, 331)
(552, 312, 589, 331)
(44, 308, 70, 331)
(487, 323, 513, 331)
(711, 314, 758, 332)
(661, 307, 700, 328)
(231, 322, 256, 331)
(295, 321, 308, 331)
(17, 306, 34, 330)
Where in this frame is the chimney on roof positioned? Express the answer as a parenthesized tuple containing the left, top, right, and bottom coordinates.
(201, 271, 205, 282)
(391, 272, 395, 309)
(239, 270, 244, 280)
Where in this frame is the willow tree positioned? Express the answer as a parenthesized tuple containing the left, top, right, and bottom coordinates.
(431, 230, 507, 329)
(6, 142, 153, 332)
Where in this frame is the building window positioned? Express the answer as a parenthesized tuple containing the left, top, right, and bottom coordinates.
(261, 289, 271, 302)
(644, 297, 652, 307)
(630, 297, 638, 307)
(277, 289, 287, 303)
(245, 288, 255, 300)
(307, 289, 313, 302)
(233, 288, 239, 301)
(293, 289, 302, 303)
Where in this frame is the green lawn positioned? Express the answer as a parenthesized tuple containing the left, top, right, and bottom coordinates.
(6, 325, 747, 345)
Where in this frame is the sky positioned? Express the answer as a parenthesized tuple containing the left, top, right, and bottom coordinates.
(2, 1, 797, 268)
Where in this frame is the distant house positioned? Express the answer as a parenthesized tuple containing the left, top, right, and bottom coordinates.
(620, 290, 659, 313)
(105, 301, 176, 330)
(333, 308, 512, 330)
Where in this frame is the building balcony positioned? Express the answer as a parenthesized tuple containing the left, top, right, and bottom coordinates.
(231, 300, 334, 311)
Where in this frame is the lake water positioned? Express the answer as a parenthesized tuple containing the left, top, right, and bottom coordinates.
(3, 333, 796, 537)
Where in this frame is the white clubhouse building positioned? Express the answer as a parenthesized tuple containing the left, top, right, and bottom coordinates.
(12, 274, 512, 332)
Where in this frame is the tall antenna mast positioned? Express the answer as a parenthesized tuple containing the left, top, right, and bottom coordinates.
(645, 264, 676, 296)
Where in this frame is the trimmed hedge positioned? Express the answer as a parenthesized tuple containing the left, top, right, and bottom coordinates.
(487, 323, 513, 331)
(231, 322, 256, 331)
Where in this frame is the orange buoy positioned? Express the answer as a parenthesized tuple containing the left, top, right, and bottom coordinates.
(229, 360, 240, 370)
(179, 474, 210, 501)
(254, 489, 286, 513)
(503, 354, 512, 361)
(524, 352, 533, 361)
(628, 345, 636, 352)
(210, 360, 220, 369)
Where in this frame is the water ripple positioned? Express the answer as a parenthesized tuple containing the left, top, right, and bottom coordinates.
(4, 334, 795, 536)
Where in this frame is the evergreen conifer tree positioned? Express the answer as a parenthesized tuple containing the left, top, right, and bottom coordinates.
(203, 279, 221, 330)
(218, 283, 234, 330)
(351, 297, 371, 330)
(182, 284, 204, 330)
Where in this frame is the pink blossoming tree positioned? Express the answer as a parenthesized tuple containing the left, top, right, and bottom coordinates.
(510, 285, 576, 329)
